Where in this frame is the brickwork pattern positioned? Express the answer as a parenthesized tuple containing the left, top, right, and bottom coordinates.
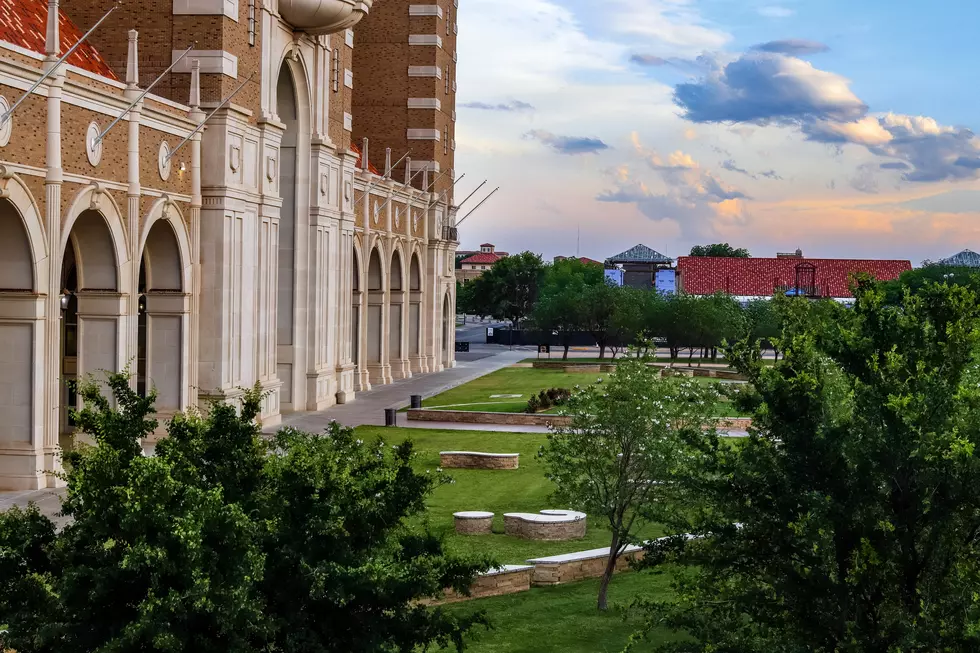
(504, 514, 587, 541)
(439, 452, 519, 469)
(530, 549, 644, 586)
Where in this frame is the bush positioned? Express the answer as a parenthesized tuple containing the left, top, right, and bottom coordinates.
(719, 381, 763, 413)
(526, 388, 572, 413)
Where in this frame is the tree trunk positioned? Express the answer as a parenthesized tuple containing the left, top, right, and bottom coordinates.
(597, 533, 621, 611)
(599, 344, 606, 359)
(562, 344, 569, 360)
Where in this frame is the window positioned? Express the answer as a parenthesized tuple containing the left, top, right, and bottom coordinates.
(445, 66, 450, 94)
(443, 126, 448, 154)
(332, 49, 340, 92)
(482, 265, 487, 270)
(446, 7, 451, 34)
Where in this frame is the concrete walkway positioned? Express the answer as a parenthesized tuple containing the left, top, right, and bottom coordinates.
(271, 348, 528, 433)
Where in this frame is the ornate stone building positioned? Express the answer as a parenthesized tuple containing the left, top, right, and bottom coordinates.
(0, 0, 460, 490)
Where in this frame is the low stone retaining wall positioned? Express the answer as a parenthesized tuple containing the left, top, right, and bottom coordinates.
(409, 409, 572, 427)
(526, 544, 645, 586)
(504, 510, 587, 541)
(454, 511, 494, 535)
(428, 565, 535, 604)
(440, 451, 520, 469)
(716, 417, 752, 431)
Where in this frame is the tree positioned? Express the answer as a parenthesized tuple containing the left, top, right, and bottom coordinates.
(541, 359, 719, 611)
(580, 281, 619, 359)
(689, 243, 750, 258)
(743, 298, 780, 358)
(466, 251, 544, 329)
(879, 264, 980, 305)
(0, 374, 489, 653)
(530, 258, 603, 359)
(638, 279, 980, 652)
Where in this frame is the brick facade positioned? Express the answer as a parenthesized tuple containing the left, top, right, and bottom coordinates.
(439, 451, 520, 469)
(503, 513, 588, 541)
(529, 549, 644, 586)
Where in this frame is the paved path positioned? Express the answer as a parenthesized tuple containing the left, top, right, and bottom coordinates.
(271, 348, 527, 433)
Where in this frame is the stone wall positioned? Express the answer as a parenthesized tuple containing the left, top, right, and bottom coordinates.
(504, 513, 587, 541)
(409, 409, 572, 427)
(528, 547, 645, 586)
(439, 451, 519, 469)
(427, 565, 534, 605)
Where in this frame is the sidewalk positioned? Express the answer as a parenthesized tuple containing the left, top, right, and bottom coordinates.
(271, 349, 527, 433)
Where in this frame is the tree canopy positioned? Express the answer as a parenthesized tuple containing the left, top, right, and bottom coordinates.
(0, 374, 489, 653)
(460, 251, 545, 327)
(638, 279, 980, 652)
(688, 243, 751, 258)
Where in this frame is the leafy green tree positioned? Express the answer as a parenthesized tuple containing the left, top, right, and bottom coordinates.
(689, 243, 750, 258)
(0, 374, 489, 653)
(880, 264, 980, 304)
(530, 258, 604, 359)
(580, 281, 620, 359)
(466, 251, 544, 329)
(743, 298, 780, 358)
(638, 279, 980, 652)
(540, 359, 719, 611)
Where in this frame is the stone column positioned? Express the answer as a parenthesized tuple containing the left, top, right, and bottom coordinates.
(124, 30, 142, 390)
(187, 60, 203, 408)
(41, 0, 64, 487)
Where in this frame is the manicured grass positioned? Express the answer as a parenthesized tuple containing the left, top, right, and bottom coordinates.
(356, 426, 663, 565)
(416, 367, 749, 417)
(419, 368, 608, 415)
(443, 571, 679, 653)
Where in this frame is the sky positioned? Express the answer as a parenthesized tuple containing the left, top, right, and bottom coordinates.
(452, 0, 980, 264)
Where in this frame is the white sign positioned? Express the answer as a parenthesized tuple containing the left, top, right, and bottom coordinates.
(487, 327, 494, 337)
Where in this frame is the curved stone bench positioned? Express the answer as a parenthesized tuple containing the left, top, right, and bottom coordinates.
(453, 510, 494, 535)
(440, 451, 519, 470)
(503, 509, 587, 541)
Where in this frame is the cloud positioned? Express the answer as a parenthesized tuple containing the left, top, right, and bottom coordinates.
(629, 53, 668, 66)
(879, 162, 910, 170)
(760, 169, 784, 180)
(751, 39, 830, 55)
(674, 52, 867, 124)
(721, 159, 753, 177)
(598, 134, 749, 237)
(461, 100, 535, 111)
(802, 116, 892, 145)
(525, 129, 611, 155)
(758, 6, 794, 18)
(849, 163, 880, 194)
(605, 0, 731, 54)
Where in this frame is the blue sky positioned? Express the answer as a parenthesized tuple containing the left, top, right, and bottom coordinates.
(453, 0, 980, 263)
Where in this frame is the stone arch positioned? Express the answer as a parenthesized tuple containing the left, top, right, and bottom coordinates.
(272, 45, 314, 127)
(139, 199, 191, 292)
(61, 184, 128, 293)
(367, 242, 386, 291)
(389, 246, 405, 364)
(442, 290, 453, 366)
(390, 245, 405, 292)
(350, 241, 362, 369)
(0, 171, 47, 292)
(409, 249, 423, 291)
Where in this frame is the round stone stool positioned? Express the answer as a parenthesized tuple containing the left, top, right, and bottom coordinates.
(454, 511, 494, 535)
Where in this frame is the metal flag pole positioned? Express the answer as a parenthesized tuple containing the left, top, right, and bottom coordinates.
(454, 187, 499, 227)
(354, 148, 412, 201)
(423, 169, 449, 194)
(374, 164, 455, 219)
(423, 173, 466, 212)
(165, 73, 255, 163)
(91, 44, 195, 148)
(1, 2, 121, 126)
(454, 180, 486, 210)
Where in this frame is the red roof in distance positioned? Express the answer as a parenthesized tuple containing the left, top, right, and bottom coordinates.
(555, 256, 602, 266)
(676, 256, 911, 298)
(460, 251, 508, 265)
(349, 143, 381, 175)
(0, 0, 118, 79)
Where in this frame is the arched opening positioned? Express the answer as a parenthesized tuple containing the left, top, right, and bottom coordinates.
(0, 199, 36, 447)
(409, 253, 422, 358)
(367, 247, 384, 364)
(139, 219, 184, 411)
(277, 64, 299, 401)
(389, 250, 403, 362)
(60, 209, 119, 436)
(351, 246, 360, 371)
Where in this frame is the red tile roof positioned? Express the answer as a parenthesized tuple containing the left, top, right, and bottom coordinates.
(676, 256, 911, 298)
(556, 256, 602, 265)
(349, 143, 381, 175)
(461, 252, 508, 265)
(0, 0, 118, 79)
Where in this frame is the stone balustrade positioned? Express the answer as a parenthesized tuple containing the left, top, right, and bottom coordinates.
(439, 451, 520, 469)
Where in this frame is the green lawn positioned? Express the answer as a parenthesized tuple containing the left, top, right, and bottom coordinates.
(356, 426, 661, 564)
(416, 367, 749, 418)
(442, 571, 679, 653)
(419, 368, 609, 414)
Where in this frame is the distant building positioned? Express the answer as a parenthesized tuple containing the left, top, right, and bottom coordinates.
(937, 249, 980, 267)
(676, 256, 912, 302)
(456, 244, 509, 284)
(776, 249, 805, 259)
(604, 244, 674, 289)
